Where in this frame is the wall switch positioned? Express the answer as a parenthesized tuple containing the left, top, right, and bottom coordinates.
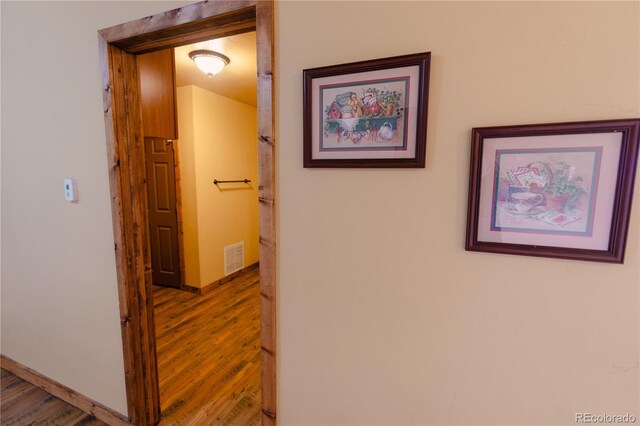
(64, 178, 78, 202)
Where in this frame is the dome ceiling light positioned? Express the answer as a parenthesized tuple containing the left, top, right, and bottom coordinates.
(189, 50, 230, 77)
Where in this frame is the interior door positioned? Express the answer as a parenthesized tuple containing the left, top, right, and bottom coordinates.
(145, 137, 181, 288)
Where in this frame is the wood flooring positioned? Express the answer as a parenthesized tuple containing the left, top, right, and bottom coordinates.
(154, 267, 261, 426)
(0, 267, 261, 426)
(0, 368, 107, 426)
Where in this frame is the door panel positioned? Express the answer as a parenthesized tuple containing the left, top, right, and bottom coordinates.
(138, 49, 178, 140)
(145, 137, 181, 288)
(157, 226, 175, 272)
(153, 163, 171, 210)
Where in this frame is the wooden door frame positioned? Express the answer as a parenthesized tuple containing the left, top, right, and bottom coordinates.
(98, 2, 276, 425)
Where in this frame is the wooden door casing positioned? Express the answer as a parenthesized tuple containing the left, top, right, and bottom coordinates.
(99, 2, 275, 424)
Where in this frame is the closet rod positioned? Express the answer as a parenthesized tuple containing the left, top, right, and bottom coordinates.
(213, 179, 251, 184)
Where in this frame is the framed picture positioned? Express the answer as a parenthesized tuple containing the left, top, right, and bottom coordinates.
(303, 52, 431, 168)
(466, 119, 640, 263)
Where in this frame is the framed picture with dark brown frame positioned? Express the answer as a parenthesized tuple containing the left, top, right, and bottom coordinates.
(303, 52, 431, 168)
(466, 119, 640, 263)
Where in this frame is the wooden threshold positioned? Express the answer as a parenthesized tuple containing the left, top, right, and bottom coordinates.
(0, 355, 130, 426)
(182, 262, 260, 295)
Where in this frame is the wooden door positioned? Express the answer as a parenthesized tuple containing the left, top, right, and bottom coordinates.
(137, 49, 178, 140)
(145, 137, 181, 288)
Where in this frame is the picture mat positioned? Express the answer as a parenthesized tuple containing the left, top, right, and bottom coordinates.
(310, 65, 420, 160)
(477, 132, 622, 250)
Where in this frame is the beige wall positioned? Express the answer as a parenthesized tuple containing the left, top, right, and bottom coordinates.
(277, 1, 639, 425)
(176, 85, 259, 287)
(0, 1, 638, 424)
(0, 0, 191, 416)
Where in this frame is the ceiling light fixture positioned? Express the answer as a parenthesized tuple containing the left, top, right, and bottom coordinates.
(189, 50, 230, 77)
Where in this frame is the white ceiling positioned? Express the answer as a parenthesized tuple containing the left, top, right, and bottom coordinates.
(175, 32, 257, 107)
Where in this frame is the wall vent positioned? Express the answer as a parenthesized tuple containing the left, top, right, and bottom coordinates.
(224, 241, 244, 276)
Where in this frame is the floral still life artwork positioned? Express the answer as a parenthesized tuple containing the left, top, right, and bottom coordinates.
(320, 80, 408, 150)
(491, 148, 602, 236)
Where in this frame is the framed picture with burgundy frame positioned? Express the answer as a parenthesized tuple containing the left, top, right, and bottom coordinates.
(303, 52, 431, 168)
(466, 118, 640, 263)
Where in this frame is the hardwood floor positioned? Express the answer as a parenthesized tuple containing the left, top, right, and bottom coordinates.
(0, 368, 107, 426)
(0, 267, 261, 426)
(154, 266, 261, 426)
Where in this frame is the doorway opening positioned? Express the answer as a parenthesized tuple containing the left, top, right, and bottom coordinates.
(98, 2, 275, 425)
(139, 32, 262, 423)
